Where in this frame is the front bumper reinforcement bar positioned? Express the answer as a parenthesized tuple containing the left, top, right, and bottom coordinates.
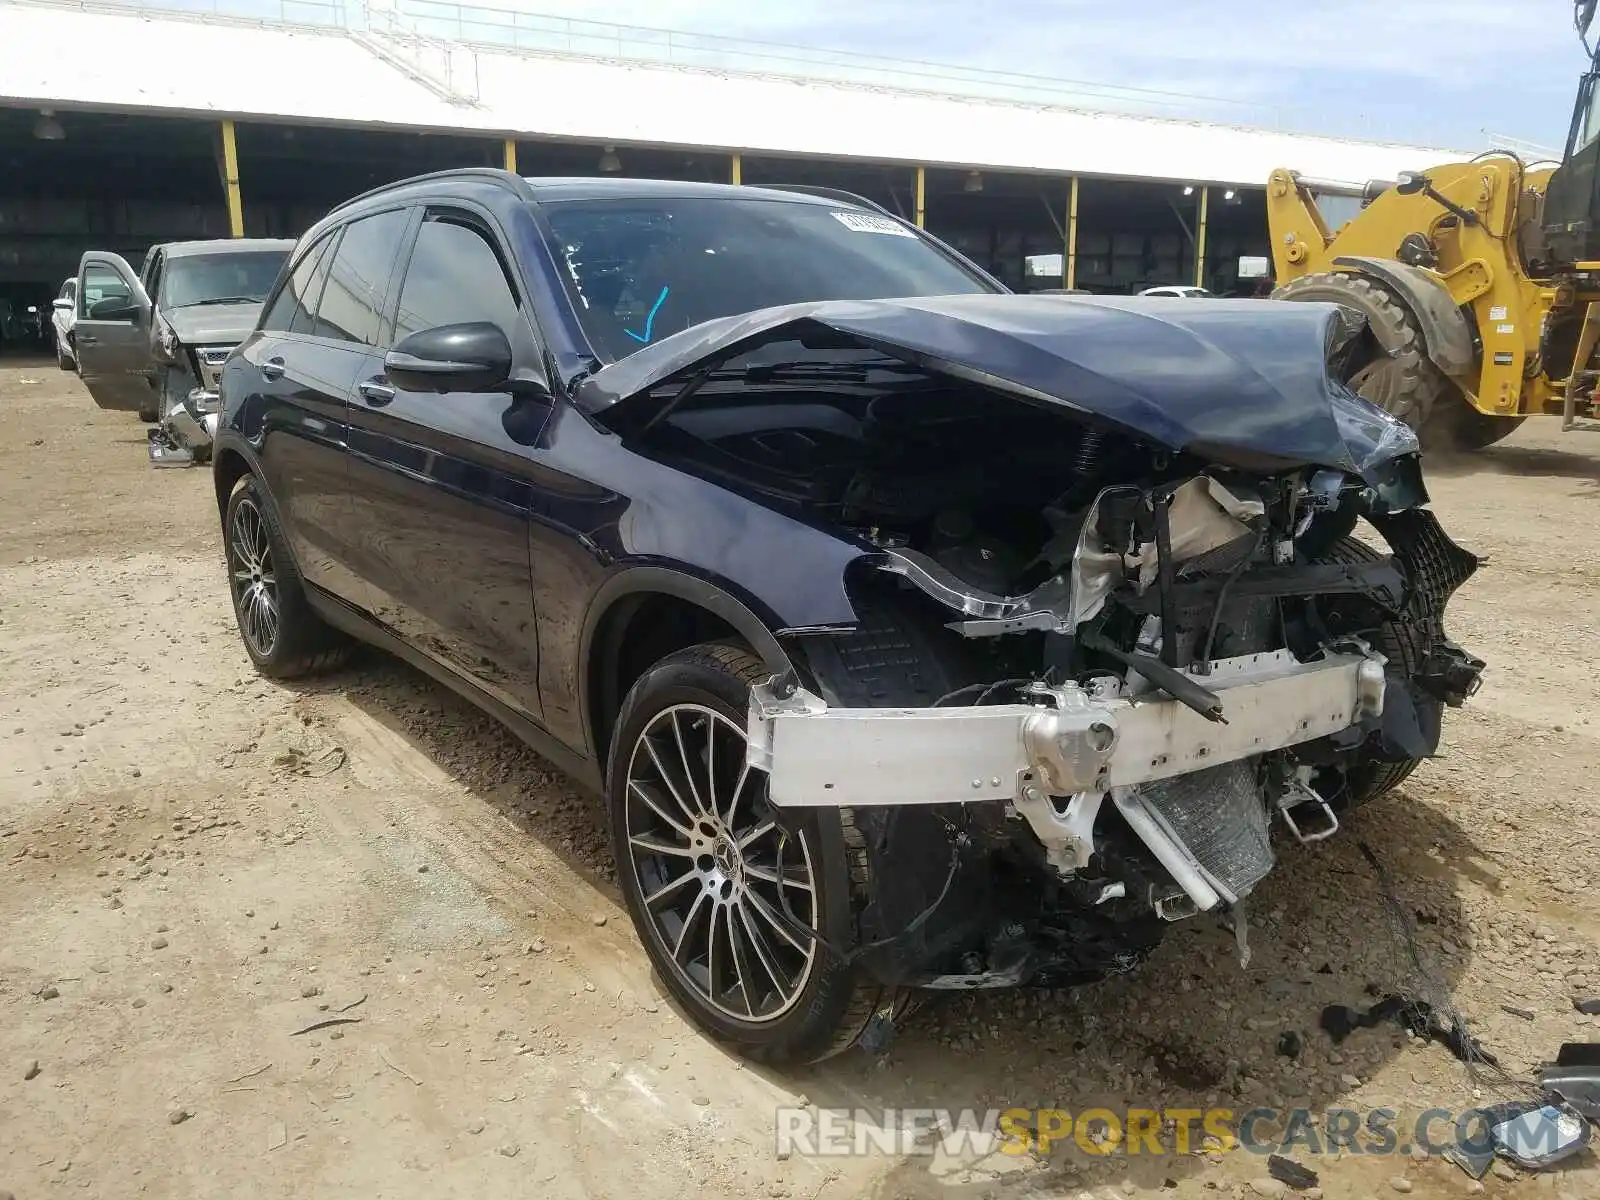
(747, 647, 1387, 808)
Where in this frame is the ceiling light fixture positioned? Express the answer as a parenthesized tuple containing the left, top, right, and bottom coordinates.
(598, 145, 621, 173)
(963, 169, 983, 193)
(1182, 185, 1194, 196)
(33, 109, 64, 142)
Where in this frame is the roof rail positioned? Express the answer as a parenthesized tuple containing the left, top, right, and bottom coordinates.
(328, 165, 530, 215)
(756, 184, 904, 222)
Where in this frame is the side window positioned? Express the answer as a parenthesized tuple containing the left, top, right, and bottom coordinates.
(260, 233, 333, 333)
(316, 208, 409, 346)
(393, 212, 521, 343)
(80, 264, 131, 319)
(289, 235, 339, 336)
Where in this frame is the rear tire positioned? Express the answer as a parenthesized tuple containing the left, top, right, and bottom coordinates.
(1313, 535, 1440, 805)
(606, 643, 891, 1064)
(1274, 271, 1445, 431)
(223, 475, 350, 679)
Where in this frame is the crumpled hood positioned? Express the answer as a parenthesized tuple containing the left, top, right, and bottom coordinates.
(575, 293, 1420, 478)
(158, 301, 262, 347)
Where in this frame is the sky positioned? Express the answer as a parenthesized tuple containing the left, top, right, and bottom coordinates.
(481, 0, 1591, 151)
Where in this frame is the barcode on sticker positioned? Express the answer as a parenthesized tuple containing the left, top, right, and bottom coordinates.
(831, 211, 917, 237)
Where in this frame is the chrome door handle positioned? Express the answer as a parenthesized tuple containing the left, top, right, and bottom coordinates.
(260, 356, 285, 381)
(358, 380, 396, 405)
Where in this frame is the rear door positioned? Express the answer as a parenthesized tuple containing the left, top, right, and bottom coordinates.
(343, 205, 548, 720)
(74, 252, 154, 411)
(236, 210, 410, 604)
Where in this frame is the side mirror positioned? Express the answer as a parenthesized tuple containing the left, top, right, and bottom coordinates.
(88, 298, 141, 321)
(1395, 171, 1429, 196)
(52, 298, 72, 312)
(384, 322, 513, 394)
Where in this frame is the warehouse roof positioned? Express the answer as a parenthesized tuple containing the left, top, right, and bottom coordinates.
(0, 0, 1464, 188)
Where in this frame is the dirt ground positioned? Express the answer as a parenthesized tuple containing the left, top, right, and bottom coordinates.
(1, 361, 1596, 1200)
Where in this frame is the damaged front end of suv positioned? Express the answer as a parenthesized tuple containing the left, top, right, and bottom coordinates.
(587, 292, 1483, 1007)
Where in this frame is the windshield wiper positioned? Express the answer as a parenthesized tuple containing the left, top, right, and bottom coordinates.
(656, 359, 919, 390)
(182, 295, 263, 307)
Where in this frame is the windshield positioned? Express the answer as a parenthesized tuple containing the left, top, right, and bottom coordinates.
(541, 196, 996, 361)
(161, 251, 288, 309)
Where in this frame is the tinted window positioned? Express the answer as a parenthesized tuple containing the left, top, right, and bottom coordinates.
(161, 251, 288, 309)
(290, 236, 339, 336)
(261, 234, 332, 333)
(393, 214, 520, 343)
(316, 208, 409, 346)
(541, 196, 994, 361)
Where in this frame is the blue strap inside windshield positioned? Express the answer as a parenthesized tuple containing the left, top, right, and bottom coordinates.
(624, 285, 670, 344)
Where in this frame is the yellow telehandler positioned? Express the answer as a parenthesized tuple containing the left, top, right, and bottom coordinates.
(1268, 0, 1600, 448)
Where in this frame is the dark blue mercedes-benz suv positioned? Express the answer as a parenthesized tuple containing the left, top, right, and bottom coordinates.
(214, 169, 1482, 1063)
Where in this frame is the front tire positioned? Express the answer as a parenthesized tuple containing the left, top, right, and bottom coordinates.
(56, 341, 75, 372)
(1315, 535, 1441, 806)
(606, 643, 890, 1064)
(223, 476, 349, 679)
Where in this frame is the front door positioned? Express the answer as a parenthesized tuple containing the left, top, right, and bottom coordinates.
(74, 252, 154, 412)
(343, 206, 548, 720)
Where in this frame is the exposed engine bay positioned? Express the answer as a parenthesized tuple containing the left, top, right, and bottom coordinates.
(590, 296, 1487, 994)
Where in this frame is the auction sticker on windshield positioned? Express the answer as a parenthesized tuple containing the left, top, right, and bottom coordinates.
(831, 211, 917, 237)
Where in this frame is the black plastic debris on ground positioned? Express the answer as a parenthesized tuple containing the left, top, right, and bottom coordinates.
(1575, 997, 1600, 1016)
(1441, 1139, 1497, 1179)
(1539, 1042, 1600, 1122)
(1276, 1030, 1302, 1060)
(857, 1009, 895, 1056)
(1266, 1154, 1318, 1191)
(1319, 995, 1498, 1067)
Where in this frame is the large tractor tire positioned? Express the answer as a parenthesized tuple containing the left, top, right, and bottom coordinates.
(1423, 402, 1526, 451)
(1273, 272, 1446, 432)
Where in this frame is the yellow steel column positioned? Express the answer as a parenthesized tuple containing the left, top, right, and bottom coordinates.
(220, 119, 244, 238)
(503, 138, 517, 173)
(731, 153, 742, 185)
(1065, 175, 1080, 290)
(915, 166, 926, 228)
(1195, 185, 1210, 288)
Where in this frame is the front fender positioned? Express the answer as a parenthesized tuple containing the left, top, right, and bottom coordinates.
(1333, 255, 1477, 380)
(579, 563, 801, 688)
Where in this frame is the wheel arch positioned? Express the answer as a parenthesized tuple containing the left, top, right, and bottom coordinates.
(580, 566, 800, 768)
(1330, 255, 1478, 380)
(212, 443, 255, 519)
(210, 438, 305, 580)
